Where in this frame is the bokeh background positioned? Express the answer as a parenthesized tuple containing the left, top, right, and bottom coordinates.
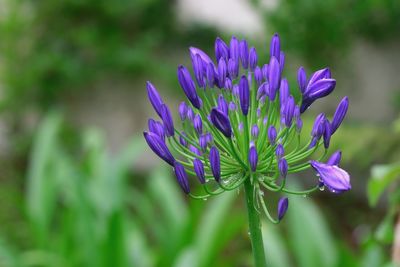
(0, 0, 399, 266)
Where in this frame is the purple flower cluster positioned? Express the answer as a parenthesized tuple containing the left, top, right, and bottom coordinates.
(143, 33, 351, 223)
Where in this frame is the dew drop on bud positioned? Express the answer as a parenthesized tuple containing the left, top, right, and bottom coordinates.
(319, 186, 325, 191)
(203, 198, 208, 201)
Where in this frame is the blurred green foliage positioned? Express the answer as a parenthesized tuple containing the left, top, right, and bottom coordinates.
(264, 0, 400, 66)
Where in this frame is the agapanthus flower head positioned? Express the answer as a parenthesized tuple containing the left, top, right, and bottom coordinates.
(144, 34, 350, 223)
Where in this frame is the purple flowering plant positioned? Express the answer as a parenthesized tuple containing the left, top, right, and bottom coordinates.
(144, 33, 350, 266)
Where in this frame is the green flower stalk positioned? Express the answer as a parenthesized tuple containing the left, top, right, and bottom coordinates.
(144, 33, 351, 267)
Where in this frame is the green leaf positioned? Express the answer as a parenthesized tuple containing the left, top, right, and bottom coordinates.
(368, 164, 400, 206)
(262, 223, 291, 267)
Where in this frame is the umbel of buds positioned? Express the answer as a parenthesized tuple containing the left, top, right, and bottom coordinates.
(144, 34, 351, 223)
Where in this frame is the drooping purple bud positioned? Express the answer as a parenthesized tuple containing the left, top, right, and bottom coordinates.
(229, 101, 236, 111)
(177, 66, 202, 109)
(278, 158, 288, 178)
(187, 107, 194, 121)
(193, 114, 203, 134)
(307, 79, 336, 99)
(249, 47, 257, 71)
(277, 197, 289, 221)
(193, 158, 206, 184)
(239, 75, 250, 116)
(143, 131, 175, 166)
(228, 58, 238, 79)
(268, 56, 281, 101)
(161, 104, 174, 137)
(148, 119, 165, 141)
(199, 134, 208, 151)
(146, 81, 164, 117)
(225, 78, 233, 90)
(249, 146, 258, 172)
(210, 108, 232, 138)
(268, 126, 277, 145)
(276, 144, 284, 158)
(270, 33, 281, 62)
(206, 63, 215, 88)
(173, 162, 190, 194)
(297, 67, 307, 94)
(218, 94, 229, 115)
(210, 146, 221, 182)
(327, 150, 342, 166)
(323, 120, 331, 149)
(283, 96, 295, 128)
(215, 37, 229, 61)
(254, 66, 263, 86)
(307, 68, 331, 88)
(240, 39, 249, 69)
(262, 64, 269, 80)
(310, 161, 351, 193)
(189, 145, 201, 156)
(330, 96, 349, 134)
(279, 78, 290, 107)
(179, 102, 188, 121)
(179, 132, 187, 146)
(217, 58, 227, 88)
(251, 124, 259, 138)
(311, 113, 326, 138)
(229, 36, 239, 63)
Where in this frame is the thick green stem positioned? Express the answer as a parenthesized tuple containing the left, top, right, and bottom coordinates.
(244, 178, 267, 267)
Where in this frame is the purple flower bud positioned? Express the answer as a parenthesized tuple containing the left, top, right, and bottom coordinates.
(210, 108, 232, 138)
(189, 145, 201, 156)
(296, 117, 303, 132)
(249, 146, 258, 172)
(307, 79, 336, 99)
(174, 161, 190, 194)
(311, 113, 326, 138)
(232, 84, 239, 96)
(330, 96, 349, 134)
(268, 56, 281, 101)
(161, 104, 174, 137)
(191, 53, 206, 88)
(229, 101, 236, 111)
(215, 37, 229, 61)
(257, 83, 266, 100)
(148, 119, 165, 141)
(279, 51, 285, 73)
(225, 78, 233, 90)
(229, 36, 239, 63)
(210, 146, 221, 182)
(143, 131, 175, 166)
(205, 132, 213, 143)
(239, 75, 250, 116)
(257, 108, 261, 118)
(323, 120, 331, 149)
(279, 78, 289, 108)
(217, 58, 227, 88)
(307, 68, 331, 88)
(262, 64, 269, 80)
(251, 124, 259, 138)
(146, 81, 164, 117)
(194, 158, 206, 184)
(277, 197, 288, 221)
(193, 114, 203, 134)
(228, 58, 238, 79)
(279, 158, 288, 178)
(189, 47, 214, 66)
(270, 33, 281, 62)
(327, 151, 341, 166)
(294, 105, 300, 119)
(254, 66, 263, 86)
(206, 63, 216, 88)
(297, 67, 307, 93)
(240, 39, 249, 69)
(310, 161, 351, 193)
(179, 102, 188, 121)
(249, 47, 258, 71)
(283, 96, 295, 128)
(199, 134, 208, 151)
(177, 66, 202, 109)
(276, 144, 284, 158)
(268, 126, 277, 145)
(263, 116, 268, 125)
(218, 94, 228, 115)
(187, 107, 194, 121)
(179, 132, 187, 146)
